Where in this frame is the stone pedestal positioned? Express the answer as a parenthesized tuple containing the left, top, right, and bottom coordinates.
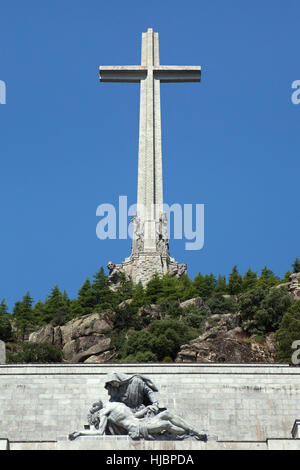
(57, 435, 211, 450)
(121, 252, 186, 286)
(4, 435, 300, 450)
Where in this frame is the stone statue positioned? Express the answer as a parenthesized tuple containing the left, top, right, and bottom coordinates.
(156, 212, 169, 256)
(132, 216, 144, 254)
(107, 261, 124, 284)
(160, 212, 169, 241)
(104, 372, 159, 412)
(69, 400, 207, 441)
(69, 371, 209, 442)
(168, 262, 187, 279)
(87, 400, 103, 429)
(177, 263, 187, 278)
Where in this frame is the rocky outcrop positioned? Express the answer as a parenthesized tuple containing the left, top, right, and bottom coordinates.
(289, 273, 300, 300)
(137, 304, 163, 322)
(176, 312, 275, 363)
(276, 273, 300, 300)
(29, 312, 115, 363)
(180, 297, 205, 309)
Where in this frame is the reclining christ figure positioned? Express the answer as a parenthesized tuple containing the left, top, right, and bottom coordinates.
(69, 400, 207, 441)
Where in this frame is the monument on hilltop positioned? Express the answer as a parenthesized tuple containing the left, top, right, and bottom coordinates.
(99, 28, 201, 286)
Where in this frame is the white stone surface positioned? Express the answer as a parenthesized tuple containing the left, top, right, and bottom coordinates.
(0, 363, 300, 449)
(0, 439, 8, 450)
(99, 29, 201, 285)
(0, 341, 5, 364)
(100, 29, 201, 238)
(267, 439, 300, 450)
(5, 437, 300, 450)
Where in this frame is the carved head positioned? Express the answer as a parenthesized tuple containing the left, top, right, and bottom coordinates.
(107, 261, 115, 272)
(90, 400, 103, 414)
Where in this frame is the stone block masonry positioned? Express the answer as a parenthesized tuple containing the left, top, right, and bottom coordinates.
(0, 363, 300, 450)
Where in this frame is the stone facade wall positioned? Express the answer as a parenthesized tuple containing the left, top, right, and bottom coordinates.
(0, 363, 300, 445)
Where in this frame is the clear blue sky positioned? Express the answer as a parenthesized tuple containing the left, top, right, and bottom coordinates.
(0, 0, 299, 311)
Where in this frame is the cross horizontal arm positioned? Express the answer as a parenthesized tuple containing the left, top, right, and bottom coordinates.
(154, 66, 201, 83)
(100, 66, 147, 83)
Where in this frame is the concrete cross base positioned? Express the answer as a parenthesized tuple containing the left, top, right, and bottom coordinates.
(121, 252, 186, 286)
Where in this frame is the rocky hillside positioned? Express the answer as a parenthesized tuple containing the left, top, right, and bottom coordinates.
(23, 272, 300, 364)
(27, 300, 273, 364)
(176, 312, 274, 363)
(29, 312, 116, 363)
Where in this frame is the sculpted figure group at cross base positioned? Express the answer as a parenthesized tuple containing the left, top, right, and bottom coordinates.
(107, 210, 187, 287)
(132, 215, 145, 255)
(156, 212, 169, 257)
(69, 372, 208, 441)
(107, 261, 124, 285)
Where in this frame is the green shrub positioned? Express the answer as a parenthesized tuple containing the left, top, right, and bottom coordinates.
(275, 301, 300, 364)
(123, 351, 158, 363)
(0, 317, 12, 342)
(121, 319, 197, 362)
(7, 342, 63, 364)
(157, 300, 183, 319)
(206, 294, 238, 315)
(240, 286, 291, 335)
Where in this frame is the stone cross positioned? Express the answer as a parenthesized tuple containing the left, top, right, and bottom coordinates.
(100, 28, 201, 251)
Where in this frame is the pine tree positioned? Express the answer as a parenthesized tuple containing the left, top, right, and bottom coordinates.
(0, 299, 9, 316)
(215, 275, 227, 294)
(282, 270, 292, 283)
(145, 274, 164, 304)
(0, 299, 12, 341)
(132, 282, 146, 307)
(43, 286, 71, 325)
(292, 258, 300, 274)
(160, 275, 180, 301)
(228, 266, 243, 295)
(242, 269, 257, 292)
(275, 301, 300, 363)
(71, 278, 96, 318)
(193, 273, 216, 299)
(69, 299, 84, 318)
(91, 267, 116, 310)
(176, 274, 198, 301)
(32, 301, 46, 327)
(13, 292, 34, 340)
(257, 266, 279, 287)
(115, 274, 134, 304)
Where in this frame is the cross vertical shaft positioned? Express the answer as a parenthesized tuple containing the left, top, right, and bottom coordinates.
(99, 28, 201, 285)
(138, 29, 163, 251)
